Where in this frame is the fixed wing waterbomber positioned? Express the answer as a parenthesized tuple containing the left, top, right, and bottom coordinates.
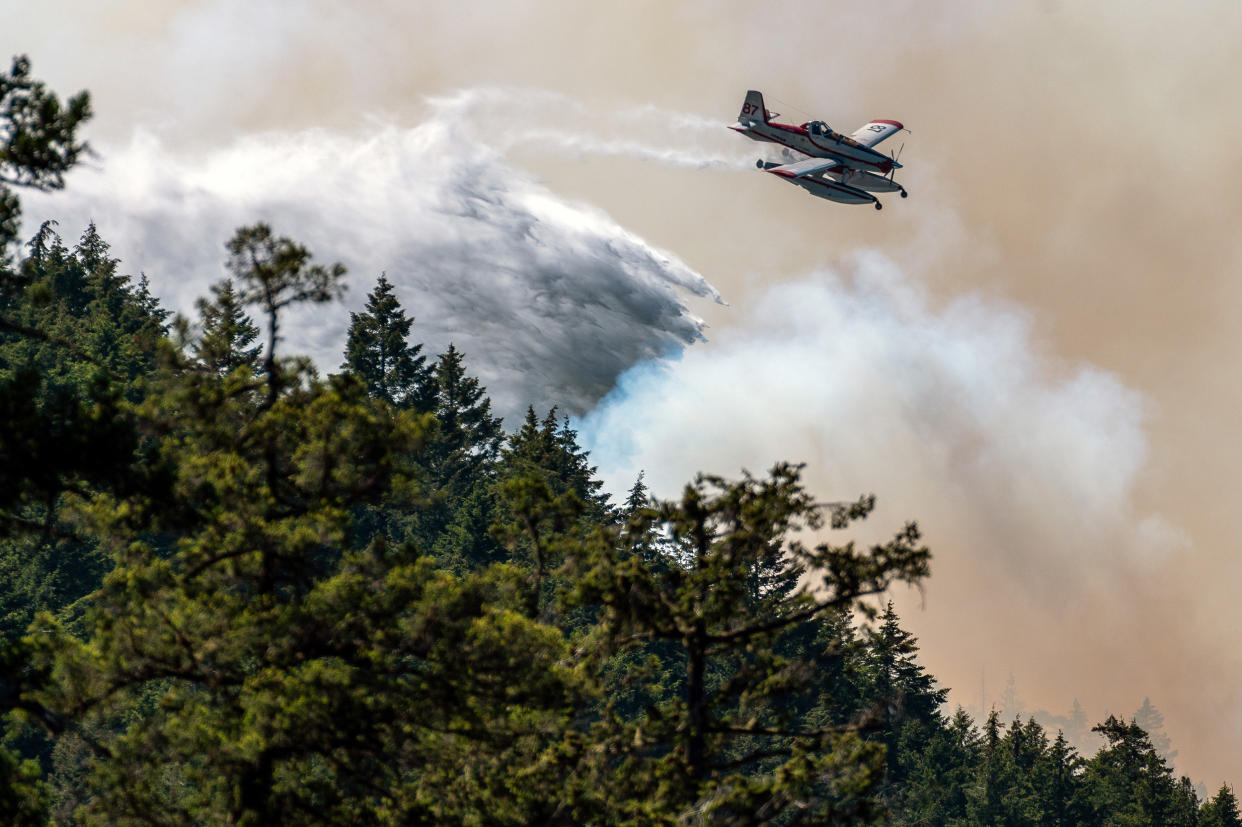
(730, 90, 908, 210)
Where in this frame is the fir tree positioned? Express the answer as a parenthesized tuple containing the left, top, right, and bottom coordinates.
(1134, 696, 1177, 766)
(427, 343, 503, 488)
(1036, 730, 1085, 826)
(414, 344, 505, 565)
(341, 273, 432, 409)
(865, 602, 948, 788)
(623, 470, 649, 517)
(1080, 714, 1182, 824)
(1202, 784, 1242, 827)
(193, 279, 261, 375)
(999, 672, 1023, 722)
(502, 406, 611, 522)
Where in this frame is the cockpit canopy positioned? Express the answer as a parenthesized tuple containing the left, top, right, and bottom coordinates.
(806, 120, 832, 137)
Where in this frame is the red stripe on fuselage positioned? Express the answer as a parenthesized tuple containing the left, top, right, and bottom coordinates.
(767, 121, 808, 136)
(725, 121, 894, 172)
(750, 125, 890, 173)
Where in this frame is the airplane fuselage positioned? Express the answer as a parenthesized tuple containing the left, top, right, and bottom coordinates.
(729, 120, 896, 175)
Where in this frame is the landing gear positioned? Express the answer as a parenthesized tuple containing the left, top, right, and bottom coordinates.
(900, 189, 908, 198)
(756, 158, 764, 169)
(874, 201, 883, 210)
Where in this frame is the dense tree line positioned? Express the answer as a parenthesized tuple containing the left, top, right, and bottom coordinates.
(0, 55, 1238, 825)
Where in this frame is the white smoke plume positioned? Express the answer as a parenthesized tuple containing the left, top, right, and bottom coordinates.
(431, 88, 760, 170)
(581, 251, 1181, 588)
(21, 91, 725, 422)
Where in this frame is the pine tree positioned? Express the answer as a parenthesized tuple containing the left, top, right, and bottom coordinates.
(0, 55, 91, 268)
(893, 706, 979, 825)
(225, 222, 345, 407)
(341, 273, 432, 409)
(556, 464, 931, 822)
(0, 222, 165, 624)
(1068, 698, 1088, 743)
(193, 279, 261, 375)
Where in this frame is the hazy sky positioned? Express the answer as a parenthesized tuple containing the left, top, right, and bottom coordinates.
(10, 0, 1242, 787)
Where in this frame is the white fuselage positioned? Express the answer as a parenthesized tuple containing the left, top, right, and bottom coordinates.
(729, 119, 896, 175)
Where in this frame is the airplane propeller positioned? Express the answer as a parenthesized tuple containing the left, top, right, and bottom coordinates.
(888, 141, 908, 198)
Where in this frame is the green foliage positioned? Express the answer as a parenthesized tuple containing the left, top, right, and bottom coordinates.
(555, 464, 930, 822)
(224, 222, 345, 407)
(0, 743, 48, 825)
(0, 214, 1235, 821)
(192, 278, 262, 376)
(1079, 714, 1185, 825)
(864, 601, 947, 791)
(0, 224, 166, 639)
(426, 343, 504, 485)
(1202, 784, 1242, 827)
(6, 264, 590, 821)
(415, 344, 507, 568)
(341, 273, 432, 410)
(0, 55, 91, 266)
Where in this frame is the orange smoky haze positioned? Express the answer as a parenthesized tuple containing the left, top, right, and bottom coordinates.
(12, 0, 1242, 787)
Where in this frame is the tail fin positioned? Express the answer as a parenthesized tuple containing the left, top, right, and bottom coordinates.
(739, 90, 769, 124)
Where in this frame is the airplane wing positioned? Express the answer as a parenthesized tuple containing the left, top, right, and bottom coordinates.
(849, 120, 903, 148)
(767, 157, 840, 178)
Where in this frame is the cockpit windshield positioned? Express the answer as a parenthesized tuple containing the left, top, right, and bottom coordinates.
(809, 121, 832, 136)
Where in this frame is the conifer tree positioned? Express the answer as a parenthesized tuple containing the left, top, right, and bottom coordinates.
(1134, 696, 1177, 766)
(623, 470, 649, 517)
(554, 464, 931, 822)
(426, 343, 503, 489)
(865, 602, 947, 788)
(1202, 784, 1242, 827)
(893, 706, 979, 825)
(0, 223, 165, 620)
(407, 344, 505, 567)
(7, 233, 592, 823)
(341, 273, 432, 409)
(193, 279, 261, 375)
(1068, 697, 1088, 746)
(225, 222, 345, 407)
(999, 672, 1023, 722)
(503, 406, 611, 522)
(1080, 714, 1182, 824)
(0, 55, 91, 268)
(1036, 730, 1085, 826)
